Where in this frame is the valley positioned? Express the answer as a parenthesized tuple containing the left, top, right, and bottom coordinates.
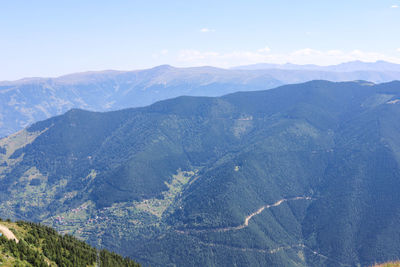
(3, 1, 399, 266)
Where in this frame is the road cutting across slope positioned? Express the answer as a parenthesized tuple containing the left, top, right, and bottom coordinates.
(174, 197, 352, 265)
(176, 196, 313, 234)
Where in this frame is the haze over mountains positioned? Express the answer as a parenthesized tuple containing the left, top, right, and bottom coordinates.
(2, 80, 400, 266)
(233, 60, 400, 72)
(2, 60, 400, 137)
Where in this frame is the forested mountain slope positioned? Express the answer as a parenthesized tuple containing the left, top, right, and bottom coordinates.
(2, 64, 400, 137)
(1, 80, 400, 266)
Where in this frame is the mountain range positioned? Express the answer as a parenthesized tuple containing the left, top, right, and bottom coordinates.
(2, 61, 400, 137)
(1, 80, 400, 266)
(233, 60, 400, 72)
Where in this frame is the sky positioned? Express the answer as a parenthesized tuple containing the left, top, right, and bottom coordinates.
(0, 0, 400, 80)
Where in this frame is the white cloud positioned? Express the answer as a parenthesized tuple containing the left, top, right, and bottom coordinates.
(200, 28, 215, 33)
(177, 48, 400, 67)
(391, 5, 399, 8)
(257, 46, 271, 53)
(397, 48, 400, 53)
(292, 48, 322, 56)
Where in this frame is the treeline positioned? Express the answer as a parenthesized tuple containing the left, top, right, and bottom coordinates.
(0, 219, 141, 266)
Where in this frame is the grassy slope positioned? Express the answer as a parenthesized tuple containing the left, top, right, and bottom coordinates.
(374, 262, 400, 267)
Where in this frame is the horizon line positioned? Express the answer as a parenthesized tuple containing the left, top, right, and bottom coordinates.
(1, 59, 399, 84)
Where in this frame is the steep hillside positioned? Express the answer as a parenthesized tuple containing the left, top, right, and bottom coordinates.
(1, 80, 400, 266)
(0, 218, 140, 266)
(2, 64, 400, 137)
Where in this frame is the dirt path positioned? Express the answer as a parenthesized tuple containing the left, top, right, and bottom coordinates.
(195, 241, 350, 266)
(176, 196, 313, 234)
(241, 196, 312, 230)
(197, 240, 305, 254)
(0, 224, 19, 243)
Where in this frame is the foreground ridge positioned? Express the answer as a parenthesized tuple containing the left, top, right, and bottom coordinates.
(0, 219, 140, 267)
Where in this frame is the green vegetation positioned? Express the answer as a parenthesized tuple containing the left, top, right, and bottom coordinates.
(2, 80, 400, 266)
(373, 262, 400, 267)
(0, 219, 140, 267)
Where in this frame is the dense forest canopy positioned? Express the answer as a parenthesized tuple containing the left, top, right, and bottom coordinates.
(0, 218, 140, 267)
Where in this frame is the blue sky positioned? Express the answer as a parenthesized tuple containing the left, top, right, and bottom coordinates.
(0, 0, 400, 80)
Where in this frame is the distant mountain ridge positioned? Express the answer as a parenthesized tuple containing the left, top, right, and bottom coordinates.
(1, 62, 400, 137)
(232, 60, 400, 72)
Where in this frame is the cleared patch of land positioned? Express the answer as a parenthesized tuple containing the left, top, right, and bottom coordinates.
(0, 224, 19, 243)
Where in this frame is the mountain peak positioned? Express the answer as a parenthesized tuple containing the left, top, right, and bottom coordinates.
(150, 64, 175, 71)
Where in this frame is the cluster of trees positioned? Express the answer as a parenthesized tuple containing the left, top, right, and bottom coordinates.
(26, 221, 97, 266)
(0, 234, 48, 266)
(0, 219, 141, 266)
(99, 250, 141, 267)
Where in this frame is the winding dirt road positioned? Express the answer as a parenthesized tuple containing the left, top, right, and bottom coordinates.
(241, 196, 312, 230)
(174, 196, 351, 266)
(198, 241, 349, 266)
(0, 224, 19, 243)
(177, 196, 313, 234)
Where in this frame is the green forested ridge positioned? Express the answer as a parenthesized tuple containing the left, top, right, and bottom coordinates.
(1, 80, 400, 266)
(0, 219, 140, 266)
